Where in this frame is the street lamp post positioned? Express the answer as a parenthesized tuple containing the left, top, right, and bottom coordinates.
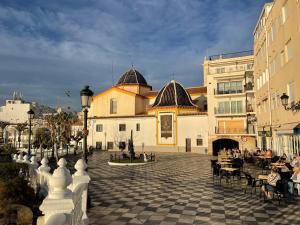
(27, 109, 34, 157)
(80, 85, 94, 162)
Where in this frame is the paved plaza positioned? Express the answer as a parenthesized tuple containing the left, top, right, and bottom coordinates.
(87, 152, 300, 225)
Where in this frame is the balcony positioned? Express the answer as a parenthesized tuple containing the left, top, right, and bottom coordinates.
(207, 50, 253, 61)
(215, 127, 256, 135)
(214, 107, 246, 116)
(214, 89, 244, 96)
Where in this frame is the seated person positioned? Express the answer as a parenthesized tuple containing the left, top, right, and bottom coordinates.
(291, 155, 300, 167)
(255, 149, 261, 156)
(278, 153, 288, 163)
(287, 166, 300, 200)
(261, 167, 281, 200)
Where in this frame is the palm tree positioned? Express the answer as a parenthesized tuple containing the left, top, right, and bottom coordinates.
(15, 123, 27, 148)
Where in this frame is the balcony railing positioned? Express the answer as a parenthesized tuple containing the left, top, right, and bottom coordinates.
(214, 89, 243, 95)
(215, 127, 256, 134)
(215, 107, 245, 115)
(207, 50, 253, 61)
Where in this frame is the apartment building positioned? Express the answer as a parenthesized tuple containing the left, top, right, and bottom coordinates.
(203, 51, 256, 155)
(254, 0, 300, 156)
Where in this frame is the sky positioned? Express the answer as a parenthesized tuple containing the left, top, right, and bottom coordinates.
(0, 0, 269, 111)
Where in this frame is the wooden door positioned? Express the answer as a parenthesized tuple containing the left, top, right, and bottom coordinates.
(186, 138, 191, 152)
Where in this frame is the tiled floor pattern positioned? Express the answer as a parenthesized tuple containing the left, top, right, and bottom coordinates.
(86, 152, 300, 225)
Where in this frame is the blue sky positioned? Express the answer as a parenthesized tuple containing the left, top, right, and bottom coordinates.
(0, 0, 269, 111)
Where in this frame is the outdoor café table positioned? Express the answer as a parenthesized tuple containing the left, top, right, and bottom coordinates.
(258, 156, 272, 160)
(217, 162, 232, 167)
(220, 167, 239, 183)
(271, 163, 285, 166)
(220, 159, 232, 162)
(258, 175, 268, 181)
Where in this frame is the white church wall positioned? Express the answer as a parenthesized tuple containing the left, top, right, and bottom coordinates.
(87, 116, 156, 151)
(177, 115, 209, 154)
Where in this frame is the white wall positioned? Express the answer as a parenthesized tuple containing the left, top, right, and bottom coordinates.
(0, 100, 30, 123)
(177, 115, 208, 153)
(87, 114, 209, 153)
(87, 116, 156, 150)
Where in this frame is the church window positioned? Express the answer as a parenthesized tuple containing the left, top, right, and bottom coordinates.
(96, 124, 103, 132)
(107, 142, 114, 149)
(197, 139, 203, 146)
(96, 142, 102, 149)
(119, 124, 126, 131)
(110, 99, 117, 114)
(136, 123, 140, 131)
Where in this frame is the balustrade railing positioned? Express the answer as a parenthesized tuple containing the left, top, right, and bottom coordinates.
(12, 153, 90, 225)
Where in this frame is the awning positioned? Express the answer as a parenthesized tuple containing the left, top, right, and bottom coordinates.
(276, 122, 300, 135)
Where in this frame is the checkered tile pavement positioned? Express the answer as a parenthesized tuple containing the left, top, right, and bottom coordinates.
(85, 152, 300, 225)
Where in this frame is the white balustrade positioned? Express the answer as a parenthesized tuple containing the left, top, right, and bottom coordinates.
(17, 153, 23, 162)
(12, 154, 91, 225)
(23, 155, 31, 164)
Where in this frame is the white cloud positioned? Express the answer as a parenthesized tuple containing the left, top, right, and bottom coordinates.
(0, 0, 268, 110)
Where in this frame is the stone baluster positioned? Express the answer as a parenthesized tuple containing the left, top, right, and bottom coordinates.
(48, 158, 72, 199)
(30, 156, 39, 169)
(72, 159, 90, 225)
(13, 154, 18, 161)
(23, 155, 31, 164)
(17, 153, 23, 163)
(38, 157, 51, 197)
(40, 158, 74, 225)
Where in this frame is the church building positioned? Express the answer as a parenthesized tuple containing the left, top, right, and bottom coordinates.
(87, 68, 208, 153)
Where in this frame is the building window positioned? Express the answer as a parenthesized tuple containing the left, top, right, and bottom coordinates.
(282, 1, 288, 24)
(287, 82, 295, 104)
(247, 64, 253, 70)
(285, 39, 293, 62)
(118, 142, 126, 150)
(107, 142, 114, 149)
(96, 142, 102, 149)
(119, 124, 126, 131)
(110, 99, 117, 114)
(96, 124, 103, 132)
(136, 123, 140, 131)
(217, 81, 243, 94)
(196, 139, 203, 146)
(216, 67, 225, 73)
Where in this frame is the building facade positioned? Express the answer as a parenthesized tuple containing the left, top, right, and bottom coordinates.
(87, 68, 209, 153)
(254, 0, 300, 156)
(203, 52, 257, 155)
(0, 92, 56, 148)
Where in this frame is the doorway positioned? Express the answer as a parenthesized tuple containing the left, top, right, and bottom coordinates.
(186, 138, 191, 152)
(212, 138, 239, 156)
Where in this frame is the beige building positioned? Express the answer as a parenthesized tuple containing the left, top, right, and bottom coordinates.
(254, 0, 300, 156)
(87, 68, 209, 153)
(203, 52, 257, 155)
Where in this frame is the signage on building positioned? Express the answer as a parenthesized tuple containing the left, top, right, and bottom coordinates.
(241, 136, 247, 142)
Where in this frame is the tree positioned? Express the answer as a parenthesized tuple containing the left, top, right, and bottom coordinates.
(0, 121, 9, 144)
(71, 130, 83, 155)
(33, 127, 52, 159)
(44, 112, 75, 161)
(15, 123, 27, 148)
